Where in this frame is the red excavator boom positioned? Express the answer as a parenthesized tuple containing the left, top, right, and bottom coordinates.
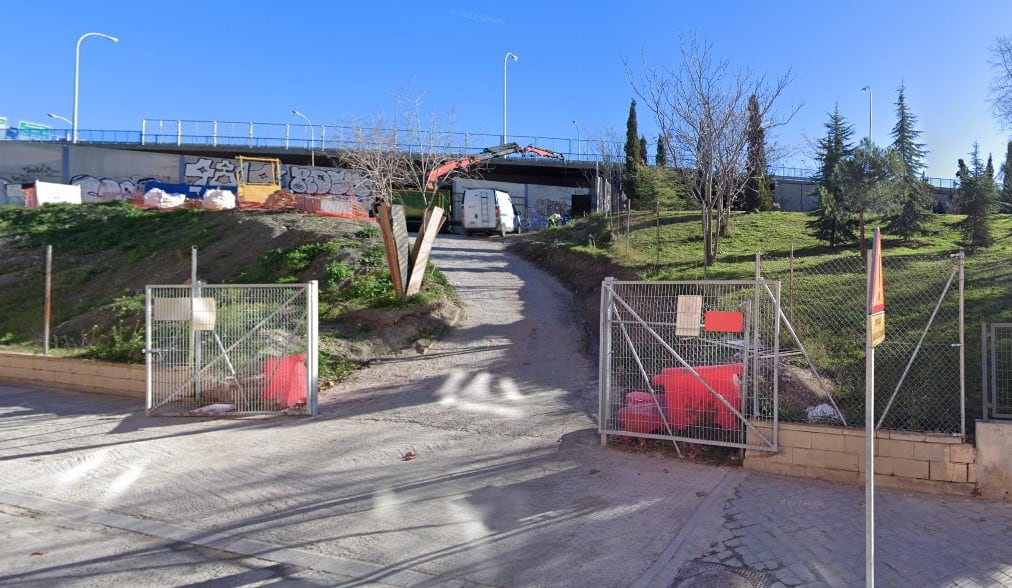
(425, 142, 564, 190)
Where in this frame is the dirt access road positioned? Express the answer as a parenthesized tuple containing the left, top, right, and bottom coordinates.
(0, 234, 731, 587)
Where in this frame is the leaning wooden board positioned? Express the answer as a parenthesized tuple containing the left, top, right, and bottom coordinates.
(405, 206, 445, 297)
(377, 202, 411, 297)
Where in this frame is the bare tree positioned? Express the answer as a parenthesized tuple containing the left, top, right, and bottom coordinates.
(627, 36, 797, 266)
(338, 112, 405, 212)
(989, 35, 1012, 130)
(339, 97, 467, 223)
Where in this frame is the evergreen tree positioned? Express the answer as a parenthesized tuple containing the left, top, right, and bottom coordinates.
(655, 136, 668, 168)
(885, 84, 933, 240)
(808, 106, 857, 246)
(837, 140, 895, 258)
(639, 136, 649, 165)
(955, 144, 996, 251)
(624, 99, 640, 200)
(743, 94, 774, 211)
(1000, 140, 1012, 207)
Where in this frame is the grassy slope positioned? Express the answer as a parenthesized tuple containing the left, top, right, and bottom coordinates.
(0, 202, 455, 378)
(515, 210, 1012, 429)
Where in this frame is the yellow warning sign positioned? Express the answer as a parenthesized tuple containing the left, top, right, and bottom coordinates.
(869, 311, 885, 347)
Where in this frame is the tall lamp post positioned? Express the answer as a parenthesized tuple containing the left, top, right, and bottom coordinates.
(73, 32, 119, 144)
(503, 51, 519, 144)
(572, 120, 581, 159)
(861, 85, 873, 145)
(292, 109, 315, 167)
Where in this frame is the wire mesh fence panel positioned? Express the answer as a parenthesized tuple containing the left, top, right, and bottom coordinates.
(145, 283, 318, 417)
(599, 279, 780, 451)
(985, 323, 1012, 419)
(761, 253, 964, 435)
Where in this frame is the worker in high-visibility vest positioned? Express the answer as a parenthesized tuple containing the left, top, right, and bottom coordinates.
(547, 213, 562, 227)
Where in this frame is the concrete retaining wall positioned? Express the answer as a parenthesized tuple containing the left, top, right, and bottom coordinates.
(745, 421, 978, 497)
(975, 420, 1012, 501)
(0, 351, 144, 399)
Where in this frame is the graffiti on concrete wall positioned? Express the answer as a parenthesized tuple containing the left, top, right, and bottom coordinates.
(524, 197, 574, 230)
(284, 165, 372, 199)
(184, 156, 237, 186)
(70, 174, 161, 202)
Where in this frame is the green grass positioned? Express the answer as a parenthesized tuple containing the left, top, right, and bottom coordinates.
(0, 203, 454, 375)
(545, 209, 1012, 432)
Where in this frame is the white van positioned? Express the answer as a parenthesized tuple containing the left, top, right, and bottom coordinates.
(461, 188, 518, 236)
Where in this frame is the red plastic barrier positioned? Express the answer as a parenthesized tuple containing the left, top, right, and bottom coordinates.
(651, 364, 743, 430)
(261, 354, 308, 408)
(617, 391, 667, 433)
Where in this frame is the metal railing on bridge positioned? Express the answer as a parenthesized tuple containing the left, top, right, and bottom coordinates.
(2, 119, 958, 188)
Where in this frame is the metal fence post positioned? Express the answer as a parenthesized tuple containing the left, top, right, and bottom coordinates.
(982, 323, 989, 421)
(957, 252, 966, 438)
(307, 280, 319, 417)
(599, 277, 613, 446)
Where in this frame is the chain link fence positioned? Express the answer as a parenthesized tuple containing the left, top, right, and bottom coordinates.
(760, 252, 965, 436)
(599, 279, 781, 451)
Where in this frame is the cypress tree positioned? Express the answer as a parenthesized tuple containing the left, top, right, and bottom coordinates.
(624, 99, 640, 200)
(744, 94, 774, 211)
(639, 136, 648, 165)
(656, 136, 668, 168)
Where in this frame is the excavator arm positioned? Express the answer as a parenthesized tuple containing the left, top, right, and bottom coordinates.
(425, 142, 564, 190)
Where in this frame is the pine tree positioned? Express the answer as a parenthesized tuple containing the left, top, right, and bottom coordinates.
(885, 84, 933, 240)
(743, 94, 774, 211)
(624, 99, 640, 200)
(955, 144, 996, 251)
(808, 105, 857, 246)
(655, 136, 668, 168)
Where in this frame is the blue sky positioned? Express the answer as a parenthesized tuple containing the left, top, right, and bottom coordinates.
(3, 1, 1010, 179)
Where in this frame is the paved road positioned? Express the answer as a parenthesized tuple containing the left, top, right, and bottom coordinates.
(1, 234, 1011, 587)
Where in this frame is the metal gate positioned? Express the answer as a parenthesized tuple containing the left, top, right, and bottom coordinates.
(983, 323, 1012, 420)
(145, 282, 318, 417)
(598, 279, 781, 452)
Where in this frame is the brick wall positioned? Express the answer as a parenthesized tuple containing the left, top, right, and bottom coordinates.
(745, 421, 977, 497)
(0, 351, 144, 399)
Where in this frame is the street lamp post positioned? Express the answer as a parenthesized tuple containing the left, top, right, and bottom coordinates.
(861, 85, 873, 145)
(292, 109, 315, 167)
(47, 113, 72, 126)
(503, 52, 518, 144)
(73, 32, 119, 144)
(572, 120, 581, 159)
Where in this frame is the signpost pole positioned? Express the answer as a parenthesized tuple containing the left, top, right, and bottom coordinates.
(865, 227, 885, 587)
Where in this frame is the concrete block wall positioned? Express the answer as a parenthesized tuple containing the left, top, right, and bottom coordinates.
(745, 421, 977, 497)
(0, 351, 144, 399)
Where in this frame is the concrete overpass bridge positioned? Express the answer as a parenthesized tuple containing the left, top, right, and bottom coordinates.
(3, 119, 957, 213)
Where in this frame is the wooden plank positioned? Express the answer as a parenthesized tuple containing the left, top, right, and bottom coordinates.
(376, 202, 404, 297)
(391, 204, 411, 292)
(405, 206, 445, 297)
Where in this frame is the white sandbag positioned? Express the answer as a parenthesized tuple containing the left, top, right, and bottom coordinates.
(142, 188, 185, 209)
(203, 189, 236, 210)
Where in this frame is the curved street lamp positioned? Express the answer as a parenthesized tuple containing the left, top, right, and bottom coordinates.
(73, 32, 119, 143)
(47, 113, 72, 126)
(292, 109, 315, 167)
(572, 119, 581, 159)
(503, 52, 519, 144)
